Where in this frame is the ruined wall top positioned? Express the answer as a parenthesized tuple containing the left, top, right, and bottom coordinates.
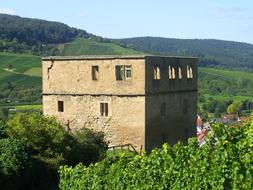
(42, 55, 198, 96)
(42, 55, 197, 61)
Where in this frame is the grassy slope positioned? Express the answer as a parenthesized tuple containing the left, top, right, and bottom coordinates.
(63, 38, 142, 56)
(0, 52, 41, 86)
(199, 67, 253, 81)
(199, 67, 253, 101)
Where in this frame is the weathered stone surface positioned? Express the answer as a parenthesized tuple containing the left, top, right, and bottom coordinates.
(42, 55, 198, 152)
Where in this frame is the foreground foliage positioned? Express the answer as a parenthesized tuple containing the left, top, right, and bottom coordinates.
(1, 113, 107, 190)
(59, 120, 253, 190)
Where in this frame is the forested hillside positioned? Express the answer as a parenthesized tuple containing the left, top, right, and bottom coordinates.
(117, 37, 253, 70)
(0, 13, 91, 55)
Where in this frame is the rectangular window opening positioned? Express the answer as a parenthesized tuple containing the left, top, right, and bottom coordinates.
(100, 103, 109, 116)
(92, 66, 99, 80)
(115, 65, 132, 80)
(153, 65, 161, 80)
(58, 101, 64, 112)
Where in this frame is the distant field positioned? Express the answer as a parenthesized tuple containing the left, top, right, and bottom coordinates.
(15, 104, 42, 111)
(0, 52, 41, 86)
(199, 67, 253, 81)
(203, 94, 253, 101)
(63, 38, 142, 56)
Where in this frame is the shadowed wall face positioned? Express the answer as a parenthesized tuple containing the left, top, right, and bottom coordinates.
(144, 57, 197, 151)
(43, 57, 146, 151)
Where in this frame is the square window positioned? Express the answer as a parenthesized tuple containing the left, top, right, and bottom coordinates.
(115, 65, 132, 80)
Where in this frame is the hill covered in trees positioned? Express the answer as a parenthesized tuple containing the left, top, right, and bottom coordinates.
(0, 13, 92, 55)
(116, 37, 253, 70)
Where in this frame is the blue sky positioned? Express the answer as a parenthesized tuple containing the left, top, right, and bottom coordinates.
(1, 0, 253, 43)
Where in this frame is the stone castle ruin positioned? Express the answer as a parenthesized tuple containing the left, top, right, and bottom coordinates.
(42, 55, 198, 151)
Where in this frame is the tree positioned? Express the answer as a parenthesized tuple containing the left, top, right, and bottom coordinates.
(227, 101, 243, 115)
(0, 138, 31, 177)
(0, 108, 9, 123)
(66, 128, 108, 166)
(6, 112, 69, 157)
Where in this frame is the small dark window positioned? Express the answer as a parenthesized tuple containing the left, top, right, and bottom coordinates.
(161, 102, 166, 116)
(58, 101, 64, 112)
(116, 65, 123, 80)
(92, 66, 99, 80)
(100, 103, 108, 116)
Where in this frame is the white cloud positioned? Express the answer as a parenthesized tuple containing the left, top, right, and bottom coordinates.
(0, 8, 15, 15)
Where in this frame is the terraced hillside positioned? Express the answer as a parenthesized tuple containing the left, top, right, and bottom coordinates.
(0, 52, 41, 105)
(63, 38, 142, 56)
(198, 67, 253, 103)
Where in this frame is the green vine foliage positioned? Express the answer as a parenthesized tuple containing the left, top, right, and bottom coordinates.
(59, 120, 253, 190)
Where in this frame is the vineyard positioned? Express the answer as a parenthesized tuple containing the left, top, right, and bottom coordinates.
(59, 119, 253, 190)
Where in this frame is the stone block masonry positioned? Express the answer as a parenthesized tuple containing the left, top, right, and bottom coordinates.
(42, 55, 198, 152)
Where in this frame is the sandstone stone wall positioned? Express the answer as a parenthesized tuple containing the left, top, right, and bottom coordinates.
(43, 57, 145, 95)
(43, 57, 146, 151)
(43, 94, 145, 151)
(42, 55, 198, 152)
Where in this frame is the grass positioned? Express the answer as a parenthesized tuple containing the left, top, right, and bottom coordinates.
(0, 52, 42, 86)
(199, 67, 253, 81)
(23, 67, 42, 77)
(15, 104, 42, 111)
(205, 95, 253, 101)
(63, 38, 142, 56)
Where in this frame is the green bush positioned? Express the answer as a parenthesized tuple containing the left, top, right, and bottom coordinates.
(66, 128, 108, 166)
(0, 121, 7, 138)
(59, 121, 253, 190)
(6, 112, 70, 157)
(0, 138, 31, 176)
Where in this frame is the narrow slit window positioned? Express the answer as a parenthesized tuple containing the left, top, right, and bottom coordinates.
(92, 66, 99, 80)
(178, 66, 182, 79)
(100, 103, 108, 116)
(58, 101, 64, 112)
(168, 65, 172, 79)
(153, 65, 161, 80)
(187, 65, 193, 79)
(172, 67, 175, 79)
(168, 66, 176, 79)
